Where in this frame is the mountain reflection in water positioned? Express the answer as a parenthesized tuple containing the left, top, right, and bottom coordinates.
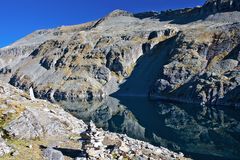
(59, 97, 240, 160)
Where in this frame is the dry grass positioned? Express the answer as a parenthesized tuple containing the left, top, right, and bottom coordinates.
(0, 100, 25, 128)
(0, 135, 81, 160)
(125, 63, 136, 76)
(0, 139, 43, 160)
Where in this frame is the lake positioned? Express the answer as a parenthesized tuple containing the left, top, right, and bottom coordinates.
(59, 97, 240, 160)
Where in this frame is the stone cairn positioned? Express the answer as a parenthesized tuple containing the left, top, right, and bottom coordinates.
(78, 121, 185, 160)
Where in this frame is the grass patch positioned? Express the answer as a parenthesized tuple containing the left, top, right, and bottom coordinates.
(0, 139, 43, 160)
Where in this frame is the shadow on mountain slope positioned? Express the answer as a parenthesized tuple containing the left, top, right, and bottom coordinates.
(112, 35, 177, 97)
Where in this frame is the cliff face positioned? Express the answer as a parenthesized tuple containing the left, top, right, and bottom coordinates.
(148, 0, 240, 106)
(0, 10, 176, 101)
(150, 23, 240, 106)
(1, 0, 240, 105)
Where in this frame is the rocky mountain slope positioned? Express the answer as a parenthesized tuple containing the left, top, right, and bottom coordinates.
(0, 10, 177, 102)
(0, 80, 187, 159)
(0, 0, 240, 106)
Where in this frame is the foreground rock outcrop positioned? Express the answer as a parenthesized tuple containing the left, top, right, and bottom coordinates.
(0, 81, 187, 159)
(0, 136, 12, 157)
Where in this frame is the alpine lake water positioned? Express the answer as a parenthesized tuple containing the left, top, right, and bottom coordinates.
(59, 96, 240, 160)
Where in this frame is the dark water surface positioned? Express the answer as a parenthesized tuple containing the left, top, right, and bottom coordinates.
(59, 97, 240, 160)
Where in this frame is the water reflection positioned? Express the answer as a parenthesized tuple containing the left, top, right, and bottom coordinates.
(59, 97, 240, 160)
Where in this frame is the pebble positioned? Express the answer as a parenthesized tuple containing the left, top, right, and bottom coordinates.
(119, 143, 130, 153)
(3, 109, 16, 115)
(87, 148, 102, 157)
(27, 144, 32, 149)
(0, 104, 7, 109)
(75, 158, 87, 160)
(11, 150, 19, 156)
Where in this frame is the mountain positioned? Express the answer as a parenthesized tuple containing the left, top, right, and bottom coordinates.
(1, 0, 240, 106)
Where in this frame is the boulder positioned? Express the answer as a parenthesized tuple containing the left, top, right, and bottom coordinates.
(102, 134, 122, 147)
(0, 136, 12, 157)
(4, 107, 87, 139)
(43, 148, 64, 160)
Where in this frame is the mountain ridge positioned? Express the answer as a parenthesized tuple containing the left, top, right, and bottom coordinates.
(0, 0, 240, 106)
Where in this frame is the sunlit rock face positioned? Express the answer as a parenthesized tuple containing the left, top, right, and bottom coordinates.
(1, 0, 240, 159)
(1, 0, 240, 105)
(0, 10, 176, 102)
(203, 0, 240, 13)
(150, 23, 240, 106)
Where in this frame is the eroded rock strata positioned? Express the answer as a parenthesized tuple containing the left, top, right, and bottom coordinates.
(1, 0, 240, 106)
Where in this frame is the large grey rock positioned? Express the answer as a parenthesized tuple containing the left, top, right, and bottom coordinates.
(4, 107, 87, 139)
(211, 59, 238, 74)
(0, 136, 12, 157)
(43, 148, 64, 160)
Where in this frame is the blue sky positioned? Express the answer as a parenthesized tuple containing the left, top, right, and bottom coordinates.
(0, 0, 205, 48)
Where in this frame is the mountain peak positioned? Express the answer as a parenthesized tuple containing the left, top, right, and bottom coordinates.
(106, 9, 133, 18)
(203, 0, 240, 12)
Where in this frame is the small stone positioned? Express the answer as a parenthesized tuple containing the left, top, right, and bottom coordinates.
(43, 108, 50, 112)
(154, 148, 162, 155)
(2, 109, 16, 115)
(179, 152, 184, 157)
(93, 141, 103, 148)
(0, 137, 12, 157)
(102, 135, 122, 147)
(29, 87, 36, 101)
(0, 86, 5, 94)
(87, 148, 103, 157)
(0, 104, 7, 109)
(11, 150, 19, 156)
(119, 143, 130, 153)
(99, 153, 105, 158)
(75, 158, 87, 160)
(27, 144, 32, 149)
(50, 109, 57, 114)
(89, 121, 97, 133)
(171, 154, 177, 158)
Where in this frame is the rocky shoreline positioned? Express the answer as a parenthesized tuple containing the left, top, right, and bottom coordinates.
(0, 81, 188, 159)
(0, 1, 239, 159)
